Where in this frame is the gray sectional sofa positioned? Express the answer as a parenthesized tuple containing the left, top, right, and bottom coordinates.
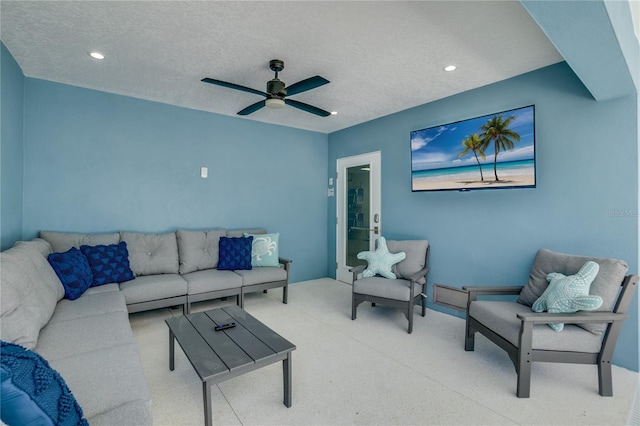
(1, 238, 152, 425)
(40, 228, 292, 314)
(0, 227, 291, 425)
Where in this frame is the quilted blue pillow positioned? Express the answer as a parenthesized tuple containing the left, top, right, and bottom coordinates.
(217, 236, 253, 270)
(47, 248, 93, 300)
(80, 242, 135, 286)
(0, 341, 88, 426)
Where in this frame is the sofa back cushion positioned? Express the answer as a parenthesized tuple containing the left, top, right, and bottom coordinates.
(120, 232, 179, 276)
(1, 244, 63, 349)
(517, 248, 628, 335)
(226, 228, 267, 238)
(13, 238, 53, 258)
(40, 231, 120, 253)
(176, 229, 226, 274)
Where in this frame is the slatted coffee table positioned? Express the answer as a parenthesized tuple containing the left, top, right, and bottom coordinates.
(165, 304, 296, 426)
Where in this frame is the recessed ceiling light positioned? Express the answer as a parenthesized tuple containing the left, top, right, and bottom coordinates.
(89, 52, 105, 60)
(330, 111, 338, 115)
(444, 65, 456, 72)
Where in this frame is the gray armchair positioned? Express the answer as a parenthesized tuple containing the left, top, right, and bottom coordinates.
(464, 249, 638, 398)
(351, 239, 430, 333)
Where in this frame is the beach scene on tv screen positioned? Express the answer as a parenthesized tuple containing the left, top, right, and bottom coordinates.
(411, 105, 535, 191)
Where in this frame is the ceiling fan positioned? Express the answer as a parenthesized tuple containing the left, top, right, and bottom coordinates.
(201, 59, 331, 117)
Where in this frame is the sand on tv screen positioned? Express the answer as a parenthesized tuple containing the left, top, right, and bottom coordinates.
(410, 105, 536, 192)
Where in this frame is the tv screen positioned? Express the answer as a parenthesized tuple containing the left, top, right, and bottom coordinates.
(410, 105, 535, 192)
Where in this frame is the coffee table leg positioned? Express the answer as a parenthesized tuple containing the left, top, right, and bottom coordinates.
(283, 352, 292, 407)
(169, 329, 175, 371)
(203, 381, 213, 426)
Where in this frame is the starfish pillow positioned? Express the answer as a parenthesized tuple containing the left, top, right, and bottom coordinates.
(357, 237, 406, 279)
(532, 261, 603, 332)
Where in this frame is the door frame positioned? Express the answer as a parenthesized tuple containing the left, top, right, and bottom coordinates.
(336, 151, 381, 284)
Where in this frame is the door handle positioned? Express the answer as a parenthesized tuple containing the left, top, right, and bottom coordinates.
(350, 226, 379, 234)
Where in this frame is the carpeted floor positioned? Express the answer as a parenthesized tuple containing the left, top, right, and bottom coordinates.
(129, 278, 638, 425)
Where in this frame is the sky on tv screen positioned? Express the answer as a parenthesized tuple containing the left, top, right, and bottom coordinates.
(410, 105, 535, 172)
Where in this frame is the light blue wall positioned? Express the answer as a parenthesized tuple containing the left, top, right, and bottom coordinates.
(22, 78, 329, 282)
(1, 43, 25, 250)
(327, 62, 639, 371)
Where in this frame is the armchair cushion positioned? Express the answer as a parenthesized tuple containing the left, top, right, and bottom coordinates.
(469, 301, 603, 353)
(387, 240, 429, 284)
(357, 237, 405, 279)
(531, 261, 603, 331)
(353, 277, 422, 302)
(517, 249, 628, 334)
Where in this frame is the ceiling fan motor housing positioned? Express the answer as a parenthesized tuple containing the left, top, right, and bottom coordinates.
(267, 79, 286, 96)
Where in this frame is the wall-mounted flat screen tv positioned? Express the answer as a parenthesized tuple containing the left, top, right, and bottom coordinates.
(410, 105, 535, 192)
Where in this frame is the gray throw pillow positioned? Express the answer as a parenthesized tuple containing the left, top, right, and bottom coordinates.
(120, 232, 179, 276)
(517, 248, 628, 334)
(176, 229, 226, 274)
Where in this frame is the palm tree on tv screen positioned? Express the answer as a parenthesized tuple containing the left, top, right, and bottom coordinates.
(480, 114, 521, 181)
(458, 133, 486, 181)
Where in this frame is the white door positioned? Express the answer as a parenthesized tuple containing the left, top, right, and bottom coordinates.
(336, 151, 382, 283)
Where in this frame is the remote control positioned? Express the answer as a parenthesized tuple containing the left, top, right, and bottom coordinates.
(214, 322, 236, 331)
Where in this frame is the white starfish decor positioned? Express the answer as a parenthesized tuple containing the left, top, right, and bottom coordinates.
(357, 237, 406, 279)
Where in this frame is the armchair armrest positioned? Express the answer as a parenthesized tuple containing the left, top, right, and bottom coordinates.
(407, 266, 430, 283)
(463, 285, 524, 303)
(517, 311, 627, 325)
(349, 265, 366, 283)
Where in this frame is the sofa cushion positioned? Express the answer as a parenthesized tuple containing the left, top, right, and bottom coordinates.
(182, 269, 243, 295)
(47, 344, 151, 422)
(120, 232, 179, 276)
(387, 240, 429, 284)
(119, 274, 187, 305)
(47, 248, 93, 300)
(13, 238, 53, 257)
(35, 312, 134, 361)
(48, 291, 127, 324)
(39, 231, 120, 254)
(176, 229, 226, 274)
(1, 244, 62, 349)
(244, 232, 280, 267)
(80, 242, 134, 285)
(0, 341, 88, 426)
(217, 237, 253, 271)
(517, 249, 628, 334)
(469, 301, 603, 353)
(233, 267, 288, 286)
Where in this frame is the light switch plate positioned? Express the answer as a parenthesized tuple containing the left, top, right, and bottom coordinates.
(200, 167, 208, 178)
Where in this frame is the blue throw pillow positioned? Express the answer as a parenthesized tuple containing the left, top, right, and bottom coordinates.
(217, 236, 253, 270)
(0, 341, 88, 426)
(47, 248, 93, 300)
(243, 232, 280, 267)
(80, 242, 135, 286)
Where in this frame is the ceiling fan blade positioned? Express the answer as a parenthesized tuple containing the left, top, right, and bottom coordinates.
(285, 76, 330, 96)
(201, 78, 266, 97)
(285, 99, 331, 117)
(238, 100, 266, 115)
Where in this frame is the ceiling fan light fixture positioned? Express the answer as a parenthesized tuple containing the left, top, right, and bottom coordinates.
(266, 98, 285, 108)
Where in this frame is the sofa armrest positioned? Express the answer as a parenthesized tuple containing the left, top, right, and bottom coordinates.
(349, 265, 366, 283)
(278, 257, 292, 274)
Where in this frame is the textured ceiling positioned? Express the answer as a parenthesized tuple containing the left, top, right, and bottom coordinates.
(0, 1, 563, 133)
